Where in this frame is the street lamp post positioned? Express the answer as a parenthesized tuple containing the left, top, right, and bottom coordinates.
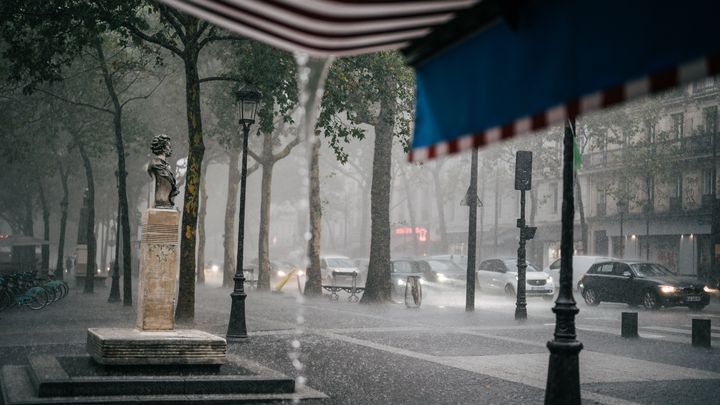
(226, 85, 261, 341)
(514, 151, 536, 321)
(545, 118, 583, 404)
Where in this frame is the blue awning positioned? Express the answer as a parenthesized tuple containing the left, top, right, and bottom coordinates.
(409, 0, 720, 160)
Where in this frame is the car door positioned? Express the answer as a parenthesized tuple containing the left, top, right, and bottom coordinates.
(593, 262, 616, 301)
(490, 260, 508, 290)
(611, 262, 635, 303)
(476, 260, 493, 289)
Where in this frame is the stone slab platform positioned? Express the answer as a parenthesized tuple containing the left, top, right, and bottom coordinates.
(87, 328, 227, 365)
(0, 354, 327, 404)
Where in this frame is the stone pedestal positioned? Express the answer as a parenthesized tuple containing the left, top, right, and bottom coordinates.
(137, 208, 179, 331)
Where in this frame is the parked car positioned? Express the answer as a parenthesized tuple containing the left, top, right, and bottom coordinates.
(579, 260, 711, 310)
(320, 255, 364, 285)
(416, 259, 466, 286)
(477, 258, 554, 299)
(544, 255, 613, 290)
(390, 258, 425, 296)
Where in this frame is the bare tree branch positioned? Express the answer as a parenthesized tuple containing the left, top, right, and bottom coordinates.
(125, 24, 183, 57)
(199, 76, 244, 84)
(120, 75, 166, 109)
(37, 89, 113, 115)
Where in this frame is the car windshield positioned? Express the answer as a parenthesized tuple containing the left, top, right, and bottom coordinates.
(503, 259, 541, 272)
(427, 260, 464, 272)
(326, 258, 354, 268)
(630, 263, 674, 277)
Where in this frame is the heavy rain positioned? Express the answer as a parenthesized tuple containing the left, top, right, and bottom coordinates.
(1, 2, 720, 405)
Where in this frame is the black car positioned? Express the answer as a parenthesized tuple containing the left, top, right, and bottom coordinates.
(579, 260, 711, 310)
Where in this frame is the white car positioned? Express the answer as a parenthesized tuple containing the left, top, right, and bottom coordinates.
(544, 256, 613, 291)
(477, 258, 554, 299)
(320, 256, 364, 285)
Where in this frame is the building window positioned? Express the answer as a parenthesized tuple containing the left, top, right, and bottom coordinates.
(671, 174, 683, 199)
(694, 77, 715, 92)
(672, 113, 684, 139)
(703, 168, 714, 195)
(705, 106, 718, 136)
(645, 120, 656, 143)
(550, 182, 558, 214)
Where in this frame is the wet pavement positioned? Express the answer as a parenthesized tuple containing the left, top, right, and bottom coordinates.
(1, 282, 720, 404)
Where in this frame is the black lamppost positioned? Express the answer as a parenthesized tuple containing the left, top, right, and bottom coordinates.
(514, 151, 536, 321)
(226, 85, 261, 341)
(545, 118, 583, 404)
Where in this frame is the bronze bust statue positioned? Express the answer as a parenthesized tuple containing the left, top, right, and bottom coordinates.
(148, 134, 178, 209)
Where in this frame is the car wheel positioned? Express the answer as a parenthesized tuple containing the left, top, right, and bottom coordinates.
(688, 303, 706, 312)
(583, 288, 600, 306)
(642, 290, 660, 310)
(504, 284, 515, 298)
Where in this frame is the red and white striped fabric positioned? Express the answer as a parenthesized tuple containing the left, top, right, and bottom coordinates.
(408, 55, 720, 162)
(156, 0, 479, 57)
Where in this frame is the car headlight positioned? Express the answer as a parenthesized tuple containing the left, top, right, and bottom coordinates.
(419, 279, 425, 285)
(659, 285, 677, 294)
(297, 270, 305, 276)
(547, 276, 553, 284)
(515, 275, 518, 281)
(397, 279, 406, 286)
(436, 273, 447, 282)
(276, 270, 287, 277)
(704, 286, 718, 293)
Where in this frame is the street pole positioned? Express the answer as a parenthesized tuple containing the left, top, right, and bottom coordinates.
(108, 171, 121, 302)
(466, 147, 478, 312)
(227, 122, 250, 340)
(545, 118, 583, 404)
(514, 151, 535, 321)
(515, 188, 528, 320)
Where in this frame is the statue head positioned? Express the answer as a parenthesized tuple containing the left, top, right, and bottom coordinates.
(151, 134, 172, 158)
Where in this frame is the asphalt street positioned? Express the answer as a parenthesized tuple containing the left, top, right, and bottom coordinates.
(1, 281, 720, 404)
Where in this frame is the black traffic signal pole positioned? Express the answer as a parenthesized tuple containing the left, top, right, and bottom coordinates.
(514, 151, 536, 320)
(544, 118, 583, 404)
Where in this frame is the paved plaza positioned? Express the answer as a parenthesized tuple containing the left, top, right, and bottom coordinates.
(1, 284, 720, 404)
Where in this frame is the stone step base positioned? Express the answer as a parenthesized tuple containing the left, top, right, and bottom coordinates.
(87, 328, 226, 365)
(0, 355, 327, 404)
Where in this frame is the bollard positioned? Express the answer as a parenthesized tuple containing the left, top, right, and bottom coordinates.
(621, 312, 638, 338)
(692, 318, 711, 348)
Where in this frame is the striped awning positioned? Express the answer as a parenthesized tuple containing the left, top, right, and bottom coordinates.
(157, 0, 720, 162)
(156, 0, 480, 57)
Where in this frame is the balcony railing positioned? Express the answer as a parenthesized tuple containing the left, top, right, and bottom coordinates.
(582, 132, 716, 170)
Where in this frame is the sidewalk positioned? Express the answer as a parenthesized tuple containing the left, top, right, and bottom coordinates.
(1, 284, 719, 404)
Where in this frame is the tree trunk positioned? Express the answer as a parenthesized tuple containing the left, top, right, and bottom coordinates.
(223, 148, 240, 287)
(257, 158, 274, 291)
(177, 48, 204, 323)
(100, 209, 110, 272)
(78, 144, 96, 294)
(431, 166, 449, 252)
(95, 39, 133, 306)
(360, 106, 394, 304)
(55, 164, 70, 280)
(400, 166, 419, 256)
(304, 136, 323, 296)
(37, 180, 50, 272)
(359, 185, 370, 255)
(574, 171, 588, 254)
(196, 163, 208, 285)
